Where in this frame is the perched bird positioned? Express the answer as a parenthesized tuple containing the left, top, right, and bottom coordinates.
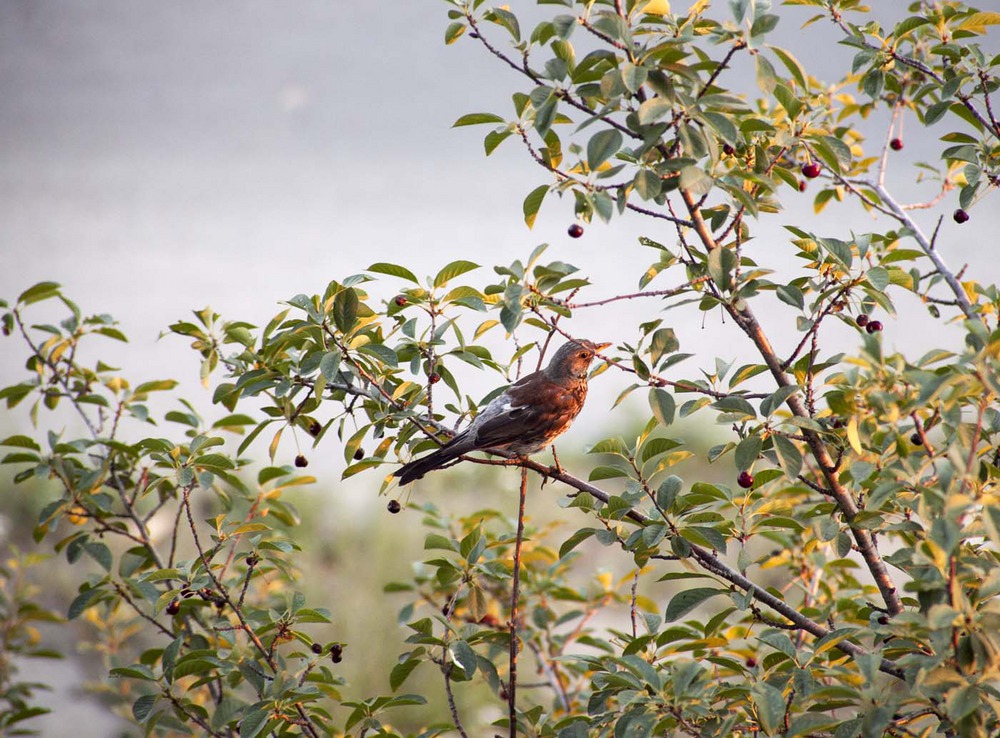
(394, 339, 611, 485)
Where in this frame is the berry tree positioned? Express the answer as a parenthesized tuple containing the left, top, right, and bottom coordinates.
(3, 1, 1000, 736)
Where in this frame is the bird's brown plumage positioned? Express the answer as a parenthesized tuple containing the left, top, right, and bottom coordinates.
(394, 339, 610, 485)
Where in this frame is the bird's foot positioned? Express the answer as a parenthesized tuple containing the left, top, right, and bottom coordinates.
(541, 447, 565, 487)
(551, 446, 565, 476)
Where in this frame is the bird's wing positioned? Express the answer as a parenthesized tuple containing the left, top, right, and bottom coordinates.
(470, 377, 581, 449)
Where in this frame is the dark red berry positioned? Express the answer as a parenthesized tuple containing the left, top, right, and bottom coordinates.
(166, 599, 181, 615)
(866, 320, 883, 334)
(889, 138, 903, 151)
(245, 553, 259, 567)
(798, 179, 807, 192)
(387, 500, 402, 514)
(353, 447, 365, 461)
(830, 418, 845, 429)
(723, 143, 735, 156)
(568, 223, 584, 238)
(953, 208, 970, 224)
(910, 432, 923, 446)
(801, 162, 822, 179)
(428, 373, 441, 384)
(295, 454, 309, 468)
(308, 420, 322, 436)
(745, 656, 757, 668)
(330, 644, 344, 663)
(855, 314, 869, 327)
(877, 615, 889, 625)
(737, 471, 754, 489)
(311, 643, 323, 655)
(394, 295, 407, 307)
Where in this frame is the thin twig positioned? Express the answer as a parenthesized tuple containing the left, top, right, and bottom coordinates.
(870, 182, 975, 319)
(444, 664, 471, 738)
(508, 466, 529, 738)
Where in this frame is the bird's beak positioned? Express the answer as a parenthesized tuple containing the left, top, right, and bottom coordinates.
(593, 342, 612, 352)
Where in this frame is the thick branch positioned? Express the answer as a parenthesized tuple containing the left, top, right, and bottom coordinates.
(515, 458, 904, 679)
(679, 190, 904, 617)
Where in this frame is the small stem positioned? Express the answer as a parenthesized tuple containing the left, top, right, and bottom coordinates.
(871, 182, 975, 319)
(508, 466, 529, 738)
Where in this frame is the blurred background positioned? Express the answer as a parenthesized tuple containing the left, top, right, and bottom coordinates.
(2, 2, 998, 735)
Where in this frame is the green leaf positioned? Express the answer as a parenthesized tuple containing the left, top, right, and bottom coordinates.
(239, 708, 271, 738)
(523, 184, 549, 228)
(649, 328, 678, 365)
(68, 587, 104, 620)
(589, 465, 628, 481)
(637, 96, 672, 125)
(368, 262, 419, 283)
(776, 284, 804, 310)
(333, 288, 359, 333)
(751, 681, 786, 735)
(679, 165, 713, 196)
(453, 112, 505, 127)
(1, 435, 41, 451)
(749, 13, 779, 37)
(655, 475, 683, 510)
(433, 260, 479, 288)
(132, 694, 158, 723)
(773, 83, 802, 119)
(712, 396, 756, 419)
(587, 128, 623, 170)
(452, 640, 477, 677)
(588, 437, 630, 456)
(665, 587, 726, 621)
(445, 21, 466, 44)
(111, 665, 156, 681)
(773, 435, 802, 478)
(390, 652, 423, 692)
(760, 385, 799, 416)
(640, 437, 682, 464)
(649, 388, 675, 427)
(85, 541, 113, 572)
(17, 281, 61, 305)
(486, 7, 520, 41)
(634, 169, 662, 200)
(559, 528, 598, 558)
(358, 343, 398, 368)
(735, 435, 761, 471)
(768, 46, 806, 88)
(707, 243, 737, 290)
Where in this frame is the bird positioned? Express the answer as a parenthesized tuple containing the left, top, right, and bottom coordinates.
(393, 339, 611, 485)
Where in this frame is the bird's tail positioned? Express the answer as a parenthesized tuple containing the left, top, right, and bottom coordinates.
(393, 438, 469, 485)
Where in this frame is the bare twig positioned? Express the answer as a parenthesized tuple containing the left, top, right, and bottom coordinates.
(870, 182, 975, 319)
(508, 466, 529, 738)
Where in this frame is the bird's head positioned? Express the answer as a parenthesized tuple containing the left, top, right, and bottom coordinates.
(546, 339, 611, 380)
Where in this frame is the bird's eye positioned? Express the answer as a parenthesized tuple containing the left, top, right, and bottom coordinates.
(579, 351, 590, 359)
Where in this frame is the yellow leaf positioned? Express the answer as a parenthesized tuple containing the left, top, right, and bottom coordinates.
(269, 427, 283, 463)
(637, 0, 671, 14)
(847, 417, 863, 455)
(597, 571, 613, 591)
(962, 280, 978, 303)
(958, 12, 1000, 33)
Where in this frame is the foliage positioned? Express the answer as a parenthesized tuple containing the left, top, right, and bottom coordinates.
(3, 1, 1000, 737)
